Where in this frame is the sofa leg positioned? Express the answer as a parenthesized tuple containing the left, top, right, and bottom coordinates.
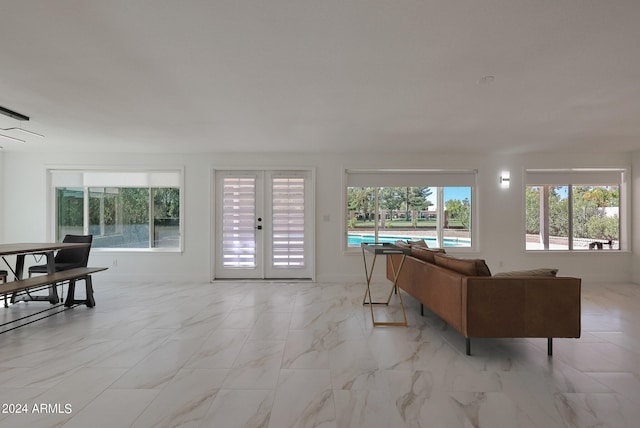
(466, 338, 471, 356)
(420, 303, 424, 316)
(548, 338, 553, 356)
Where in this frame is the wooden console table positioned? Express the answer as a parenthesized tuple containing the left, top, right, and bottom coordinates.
(361, 242, 411, 327)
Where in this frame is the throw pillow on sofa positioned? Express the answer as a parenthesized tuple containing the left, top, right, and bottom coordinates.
(433, 253, 492, 276)
(394, 240, 412, 249)
(394, 239, 429, 248)
(410, 246, 445, 264)
(494, 268, 558, 277)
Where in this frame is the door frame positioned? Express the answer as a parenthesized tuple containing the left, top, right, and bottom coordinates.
(210, 166, 316, 282)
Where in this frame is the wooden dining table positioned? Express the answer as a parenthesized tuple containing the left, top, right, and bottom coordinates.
(0, 242, 91, 304)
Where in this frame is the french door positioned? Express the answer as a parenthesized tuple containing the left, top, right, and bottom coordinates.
(214, 170, 313, 280)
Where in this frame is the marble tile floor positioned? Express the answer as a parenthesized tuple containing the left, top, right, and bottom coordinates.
(0, 279, 639, 428)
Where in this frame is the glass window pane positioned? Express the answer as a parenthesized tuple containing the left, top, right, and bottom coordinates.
(90, 188, 150, 248)
(54, 170, 181, 251)
(526, 186, 569, 250)
(56, 187, 84, 241)
(443, 187, 471, 247)
(378, 186, 434, 244)
(549, 186, 569, 250)
(384, 187, 435, 240)
(347, 187, 376, 248)
(525, 170, 623, 252)
(153, 188, 181, 248)
(346, 182, 475, 249)
(572, 185, 619, 250)
(525, 186, 541, 250)
(347, 186, 442, 247)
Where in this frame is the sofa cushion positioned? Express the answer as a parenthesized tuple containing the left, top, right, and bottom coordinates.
(433, 254, 492, 276)
(494, 268, 558, 277)
(410, 246, 445, 263)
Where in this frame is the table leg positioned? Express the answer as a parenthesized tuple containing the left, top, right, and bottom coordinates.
(15, 254, 25, 280)
(45, 251, 59, 304)
(10, 255, 26, 304)
(362, 250, 408, 327)
(11, 251, 59, 304)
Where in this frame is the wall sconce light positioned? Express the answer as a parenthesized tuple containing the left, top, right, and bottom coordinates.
(499, 171, 510, 189)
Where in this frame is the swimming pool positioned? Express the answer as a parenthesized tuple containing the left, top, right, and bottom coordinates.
(347, 234, 469, 247)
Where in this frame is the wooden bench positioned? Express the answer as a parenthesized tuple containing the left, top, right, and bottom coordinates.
(0, 267, 108, 308)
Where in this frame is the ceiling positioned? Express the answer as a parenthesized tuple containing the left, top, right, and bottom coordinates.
(1, 1, 640, 154)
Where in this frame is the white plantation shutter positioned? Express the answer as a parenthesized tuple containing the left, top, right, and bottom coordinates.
(222, 177, 256, 267)
(271, 176, 305, 267)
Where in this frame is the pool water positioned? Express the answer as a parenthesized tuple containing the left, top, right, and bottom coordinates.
(347, 234, 469, 247)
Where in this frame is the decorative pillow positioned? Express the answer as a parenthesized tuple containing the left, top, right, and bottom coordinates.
(434, 254, 491, 276)
(407, 239, 428, 248)
(433, 254, 491, 277)
(394, 240, 411, 248)
(473, 260, 492, 277)
(410, 246, 445, 264)
(494, 268, 558, 277)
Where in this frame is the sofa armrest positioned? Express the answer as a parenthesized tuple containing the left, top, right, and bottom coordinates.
(388, 254, 466, 331)
(462, 276, 581, 339)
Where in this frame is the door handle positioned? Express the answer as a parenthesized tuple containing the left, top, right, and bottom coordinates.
(255, 225, 262, 230)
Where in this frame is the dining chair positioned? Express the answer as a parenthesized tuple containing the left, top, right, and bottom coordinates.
(28, 234, 93, 276)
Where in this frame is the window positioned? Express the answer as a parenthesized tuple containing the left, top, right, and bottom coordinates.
(51, 170, 182, 250)
(345, 169, 476, 249)
(525, 169, 625, 251)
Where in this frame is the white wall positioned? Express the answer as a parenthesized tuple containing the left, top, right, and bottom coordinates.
(632, 151, 640, 284)
(1, 150, 635, 284)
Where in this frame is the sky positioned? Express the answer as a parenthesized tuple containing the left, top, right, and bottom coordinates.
(425, 187, 471, 208)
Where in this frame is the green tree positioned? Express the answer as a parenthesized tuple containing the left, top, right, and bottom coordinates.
(586, 215, 619, 240)
(572, 187, 599, 238)
(548, 187, 569, 238)
(347, 187, 375, 223)
(405, 187, 432, 227)
(573, 186, 619, 240)
(527, 185, 620, 242)
(526, 186, 540, 234)
(154, 188, 180, 220)
(445, 198, 471, 229)
(121, 188, 150, 224)
(583, 186, 619, 207)
(58, 188, 84, 227)
(379, 187, 403, 221)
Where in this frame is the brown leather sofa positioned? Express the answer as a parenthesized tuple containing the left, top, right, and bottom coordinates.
(386, 245, 581, 356)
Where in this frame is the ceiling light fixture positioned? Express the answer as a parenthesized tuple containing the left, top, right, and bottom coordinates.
(0, 105, 30, 121)
(0, 105, 44, 140)
(0, 127, 44, 138)
(0, 133, 26, 143)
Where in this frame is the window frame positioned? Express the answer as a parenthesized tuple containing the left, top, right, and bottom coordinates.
(524, 168, 628, 252)
(343, 169, 478, 253)
(47, 167, 184, 253)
